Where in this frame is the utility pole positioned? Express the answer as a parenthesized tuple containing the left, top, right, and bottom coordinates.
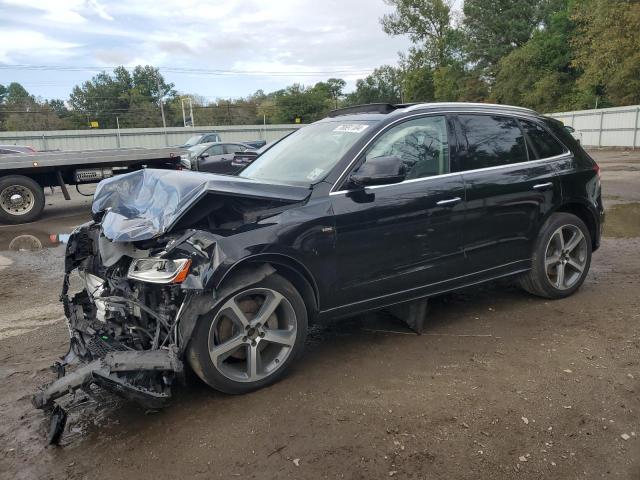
(189, 97, 195, 127)
(157, 80, 168, 146)
(116, 116, 121, 148)
(181, 98, 187, 127)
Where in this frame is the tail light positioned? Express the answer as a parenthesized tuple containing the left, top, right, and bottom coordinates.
(593, 163, 601, 178)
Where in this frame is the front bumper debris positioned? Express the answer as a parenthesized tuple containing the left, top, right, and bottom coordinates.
(33, 221, 222, 444)
(33, 348, 183, 411)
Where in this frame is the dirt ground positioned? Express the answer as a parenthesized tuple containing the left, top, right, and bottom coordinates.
(0, 150, 638, 480)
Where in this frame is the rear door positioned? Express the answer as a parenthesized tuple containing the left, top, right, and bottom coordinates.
(452, 114, 565, 273)
(331, 115, 466, 308)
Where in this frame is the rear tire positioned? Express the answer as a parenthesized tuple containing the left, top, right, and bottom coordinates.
(0, 175, 45, 224)
(519, 212, 592, 299)
(187, 273, 308, 394)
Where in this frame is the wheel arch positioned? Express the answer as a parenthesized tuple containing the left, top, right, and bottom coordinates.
(552, 201, 599, 250)
(217, 254, 320, 324)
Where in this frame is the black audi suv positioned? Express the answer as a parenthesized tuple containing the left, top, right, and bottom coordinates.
(36, 102, 603, 439)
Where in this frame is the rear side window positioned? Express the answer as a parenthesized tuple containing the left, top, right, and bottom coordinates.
(519, 119, 567, 159)
(224, 144, 245, 154)
(457, 115, 528, 170)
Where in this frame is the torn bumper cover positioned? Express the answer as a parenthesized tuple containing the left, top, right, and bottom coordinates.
(33, 349, 183, 410)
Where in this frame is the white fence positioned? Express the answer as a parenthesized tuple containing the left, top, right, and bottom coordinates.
(0, 124, 301, 151)
(548, 105, 640, 148)
(2, 105, 639, 151)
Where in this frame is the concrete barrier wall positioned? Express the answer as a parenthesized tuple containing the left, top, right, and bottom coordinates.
(0, 124, 301, 151)
(2, 105, 640, 151)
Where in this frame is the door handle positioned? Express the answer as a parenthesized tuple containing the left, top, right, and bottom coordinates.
(436, 197, 462, 206)
(532, 182, 553, 190)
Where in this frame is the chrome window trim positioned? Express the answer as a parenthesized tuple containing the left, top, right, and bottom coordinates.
(329, 152, 571, 196)
(329, 109, 571, 196)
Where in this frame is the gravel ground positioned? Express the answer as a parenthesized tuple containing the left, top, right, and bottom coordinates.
(0, 150, 638, 480)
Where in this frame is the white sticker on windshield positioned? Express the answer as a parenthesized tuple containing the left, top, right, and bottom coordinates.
(307, 168, 324, 180)
(333, 124, 369, 133)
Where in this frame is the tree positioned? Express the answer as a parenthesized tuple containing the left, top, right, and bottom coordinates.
(463, 0, 544, 77)
(346, 66, 403, 105)
(571, 0, 640, 106)
(381, 0, 461, 67)
(313, 78, 346, 109)
(402, 65, 435, 102)
(68, 65, 175, 128)
(492, 4, 583, 111)
(272, 84, 330, 123)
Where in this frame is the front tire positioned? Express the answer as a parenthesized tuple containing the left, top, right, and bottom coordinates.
(520, 212, 592, 299)
(188, 273, 308, 394)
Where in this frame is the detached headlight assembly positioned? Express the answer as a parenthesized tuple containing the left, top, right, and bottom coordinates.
(128, 258, 192, 284)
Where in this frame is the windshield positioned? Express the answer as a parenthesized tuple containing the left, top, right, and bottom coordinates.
(239, 120, 375, 186)
(184, 135, 203, 147)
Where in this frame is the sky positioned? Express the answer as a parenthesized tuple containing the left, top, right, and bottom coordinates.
(0, 0, 413, 101)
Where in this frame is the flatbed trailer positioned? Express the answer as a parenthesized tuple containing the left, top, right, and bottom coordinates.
(0, 147, 186, 224)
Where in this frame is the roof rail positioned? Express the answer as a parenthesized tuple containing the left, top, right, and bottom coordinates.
(404, 102, 537, 113)
(328, 103, 398, 117)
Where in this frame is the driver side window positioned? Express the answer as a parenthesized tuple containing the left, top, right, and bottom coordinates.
(363, 116, 449, 181)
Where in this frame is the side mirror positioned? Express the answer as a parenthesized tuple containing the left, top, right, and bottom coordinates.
(199, 152, 210, 159)
(349, 155, 406, 187)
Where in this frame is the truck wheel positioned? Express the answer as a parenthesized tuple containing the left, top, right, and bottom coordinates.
(0, 175, 45, 224)
(519, 213, 592, 299)
(187, 273, 308, 394)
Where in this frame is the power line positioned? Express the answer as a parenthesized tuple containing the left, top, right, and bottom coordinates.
(0, 63, 373, 77)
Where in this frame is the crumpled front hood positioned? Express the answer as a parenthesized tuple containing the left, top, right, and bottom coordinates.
(92, 169, 310, 242)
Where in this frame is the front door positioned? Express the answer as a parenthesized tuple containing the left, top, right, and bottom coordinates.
(452, 114, 565, 272)
(330, 115, 466, 310)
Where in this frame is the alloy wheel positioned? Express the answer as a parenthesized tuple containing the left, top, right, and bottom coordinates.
(544, 225, 588, 290)
(208, 288, 298, 383)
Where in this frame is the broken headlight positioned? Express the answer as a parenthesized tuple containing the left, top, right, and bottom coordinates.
(128, 258, 191, 284)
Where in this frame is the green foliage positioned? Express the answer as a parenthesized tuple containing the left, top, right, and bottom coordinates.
(571, 0, 640, 106)
(272, 83, 332, 123)
(345, 66, 403, 105)
(492, 5, 581, 111)
(463, 0, 545, 77)
(381, 0, 461, 67)
(68, 65, 175, 129)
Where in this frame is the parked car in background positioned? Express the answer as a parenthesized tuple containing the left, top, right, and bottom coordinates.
(242, 140, 267, 149)
(178, 132, 222, 148)
(0, 145, 37, 154)
(230, 142, 272, 170)
(181, 142, 255, 174)
(37, 102, 603, 432)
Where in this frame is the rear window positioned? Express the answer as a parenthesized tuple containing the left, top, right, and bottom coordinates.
(457, 115, 528, 171)
(519, 119, 567, 159)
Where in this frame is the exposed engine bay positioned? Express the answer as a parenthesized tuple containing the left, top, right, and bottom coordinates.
(32, 169, 307, 444)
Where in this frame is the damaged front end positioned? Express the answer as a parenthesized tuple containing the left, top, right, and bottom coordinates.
(33, 169, 309, 443)
(33, 223, 221, 443)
